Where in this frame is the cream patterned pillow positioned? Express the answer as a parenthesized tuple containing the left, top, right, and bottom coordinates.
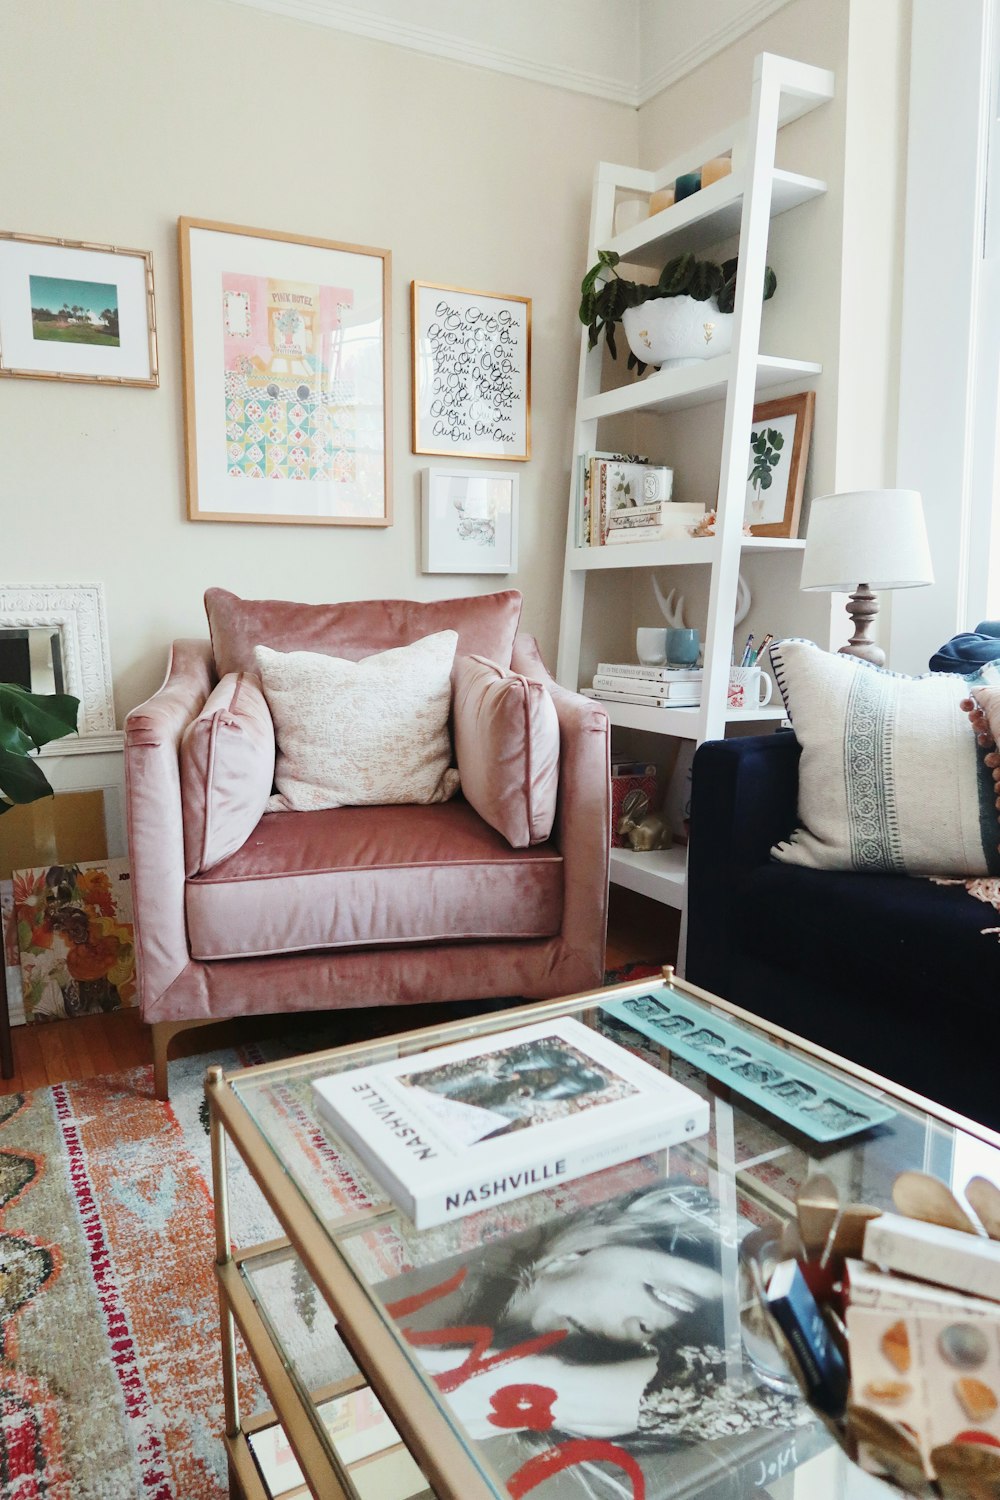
(770, 638, 1000, 876)
(254, 632, 461, 812)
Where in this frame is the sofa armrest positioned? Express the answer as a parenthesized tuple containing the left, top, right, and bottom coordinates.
(511, 634, 610, 983)
(686, 732, 800, 997)
(124, 640, 215, 1016)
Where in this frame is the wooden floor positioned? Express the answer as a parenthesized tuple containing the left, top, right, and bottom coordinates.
(0, 886, 677, 1095)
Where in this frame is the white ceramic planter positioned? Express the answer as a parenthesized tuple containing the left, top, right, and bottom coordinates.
(622, 294, 733, 369)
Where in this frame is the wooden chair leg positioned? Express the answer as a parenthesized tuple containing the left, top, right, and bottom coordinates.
(151, 1016, 220, 1101)
(152, 1021, 171, 1101)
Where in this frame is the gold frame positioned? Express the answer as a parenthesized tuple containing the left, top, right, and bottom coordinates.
(0, 230, 158, 387)
(411, 279, 531, 461)
(179, 216, 392, 528)
(745, 389, 815, 538)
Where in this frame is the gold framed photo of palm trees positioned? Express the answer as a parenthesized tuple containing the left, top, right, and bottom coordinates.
(0, 231, 158, 386)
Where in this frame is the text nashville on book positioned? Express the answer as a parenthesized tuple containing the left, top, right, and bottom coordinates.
(311, 1016, 709, 1228)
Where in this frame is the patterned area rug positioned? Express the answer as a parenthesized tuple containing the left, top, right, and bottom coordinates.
(0, 1047, 283, 1500)
(1, 1026, 456, 1500)
(0, 973, 672, 1499)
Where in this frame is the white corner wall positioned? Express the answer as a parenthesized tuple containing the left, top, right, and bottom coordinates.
(0, 0, 636, 720)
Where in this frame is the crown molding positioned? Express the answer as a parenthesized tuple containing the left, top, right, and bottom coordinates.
(221, 0, 797, 108)
(637, 0, 796, 105)
(222, 0, 640, 106)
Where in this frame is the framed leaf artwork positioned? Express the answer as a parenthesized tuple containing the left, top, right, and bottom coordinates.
(179, 218, 391, 526)
(744, 390, 815, 538)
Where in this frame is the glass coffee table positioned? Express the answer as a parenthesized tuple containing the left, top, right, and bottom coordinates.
(206, 967, 1000, 1500)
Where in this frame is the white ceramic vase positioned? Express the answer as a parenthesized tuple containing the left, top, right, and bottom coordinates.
(622, 294, 733, 369)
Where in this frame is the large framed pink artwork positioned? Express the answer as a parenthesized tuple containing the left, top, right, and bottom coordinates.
(179, 218, 391, 526)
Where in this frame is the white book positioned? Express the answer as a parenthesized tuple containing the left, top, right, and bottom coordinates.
(596, 663, 703, 682)
(312, 1017, 708, 1229)
(584, 687, 701, 708)
(594, 674, 701, 698)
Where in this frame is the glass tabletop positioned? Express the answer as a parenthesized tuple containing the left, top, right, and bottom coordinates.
(228, 973, 1000, 1499)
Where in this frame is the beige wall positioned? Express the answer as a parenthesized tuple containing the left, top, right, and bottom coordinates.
(0, 0, 636, 721)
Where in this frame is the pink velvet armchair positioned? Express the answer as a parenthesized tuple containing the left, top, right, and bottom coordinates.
(124, 588, 611, 1098)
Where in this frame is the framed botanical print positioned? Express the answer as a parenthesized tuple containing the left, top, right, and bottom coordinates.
(179, 217, 391, 526)
(411, 281, 530, 460)
(420, 468, 518, 574)
(0, 232, 157, 386)
(744, 390, 815, 538)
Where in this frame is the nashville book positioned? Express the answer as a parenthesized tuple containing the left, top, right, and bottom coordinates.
(374, 1175, 828, 1498)
(311, 1018, 709, 1229)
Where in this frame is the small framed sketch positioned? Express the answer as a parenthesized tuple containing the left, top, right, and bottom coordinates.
(180, 217, 391, 527)
(421, 468, 518, 574)
(412, 281, 530, 461)
(0, 232, 157, 386)
(744, 390, 815, 538)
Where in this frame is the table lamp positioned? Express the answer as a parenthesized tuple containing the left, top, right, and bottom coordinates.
(799, 489, 933, 667)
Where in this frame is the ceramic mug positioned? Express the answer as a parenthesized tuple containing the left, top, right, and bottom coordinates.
(666, 627, 700, 667)
(728, 666, 773, 709)
(635, 628, 668, 666)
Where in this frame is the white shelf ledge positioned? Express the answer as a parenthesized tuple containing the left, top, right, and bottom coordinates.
(597, 700, 789, 735)
(569, 535, 806, 570)
(581, 355, 821, 421)
(609, 845, 687, 907)
(600, 702, 702, 736)
(740, 536, 806, 552)
(609, 169, 827, 269)
(570, 537, 716, 570)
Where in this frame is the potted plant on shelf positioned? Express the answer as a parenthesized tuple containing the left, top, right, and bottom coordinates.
(579, 249, 777, 375)
(0, 683, 79, 815)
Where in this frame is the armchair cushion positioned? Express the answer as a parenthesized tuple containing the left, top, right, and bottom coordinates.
(452, 655, 559, 848)
(184, 801, 564, 959)
(254, 632, 461, 812)
(206, 586, 523, 675)
(180, 671, 275, 877)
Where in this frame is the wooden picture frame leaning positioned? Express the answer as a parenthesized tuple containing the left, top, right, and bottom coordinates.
(744, 389, 815, 539)
(0, 231, 157, 387)
(179, 217, 392, 527)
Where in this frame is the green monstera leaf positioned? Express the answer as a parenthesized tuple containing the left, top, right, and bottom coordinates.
(0, 684, 79, 815)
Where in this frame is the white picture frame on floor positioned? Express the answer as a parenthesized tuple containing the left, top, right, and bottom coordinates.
(420, 468, 518, 575)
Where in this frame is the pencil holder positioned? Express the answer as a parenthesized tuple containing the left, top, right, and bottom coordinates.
(728, 665, 772, 708)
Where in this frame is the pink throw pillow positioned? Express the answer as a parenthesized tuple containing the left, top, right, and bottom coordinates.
(205, 587, 523, 676)
(181, 672, 275, 875)
(453, 655, 559, 848)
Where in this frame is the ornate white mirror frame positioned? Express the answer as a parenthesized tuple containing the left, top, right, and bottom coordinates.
(0, 583, 115, 739)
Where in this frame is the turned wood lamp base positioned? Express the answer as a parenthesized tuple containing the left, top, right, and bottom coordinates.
(838, 583, 885, 667)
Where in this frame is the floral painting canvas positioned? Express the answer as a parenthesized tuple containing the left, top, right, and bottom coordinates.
(13, 859, 135, 1023)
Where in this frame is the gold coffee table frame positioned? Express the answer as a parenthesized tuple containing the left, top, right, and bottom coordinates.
(206, 966, 1000, 1500)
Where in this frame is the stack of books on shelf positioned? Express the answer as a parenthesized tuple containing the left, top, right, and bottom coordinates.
(583, 661, 703, 709)
(576, 451, 705, 547)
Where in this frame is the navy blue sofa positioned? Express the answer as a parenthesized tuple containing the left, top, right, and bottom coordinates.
(687, 731, 1000, 1131)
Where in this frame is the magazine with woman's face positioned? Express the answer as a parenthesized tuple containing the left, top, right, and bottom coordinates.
(374, 1178, 828, 1499)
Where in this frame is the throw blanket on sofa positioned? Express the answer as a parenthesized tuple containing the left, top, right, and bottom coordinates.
(932, 876, 1000, 939)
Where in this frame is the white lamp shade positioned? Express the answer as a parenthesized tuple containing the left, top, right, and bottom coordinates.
(800, 489, 934, 592)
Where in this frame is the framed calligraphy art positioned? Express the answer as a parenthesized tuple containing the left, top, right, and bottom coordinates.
(411, 280, 531, 461)
(0, 231, 157, 387)
(179, 218, 392, 526)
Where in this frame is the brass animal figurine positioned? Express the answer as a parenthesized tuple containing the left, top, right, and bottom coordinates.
(617, 789, 673, 852)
